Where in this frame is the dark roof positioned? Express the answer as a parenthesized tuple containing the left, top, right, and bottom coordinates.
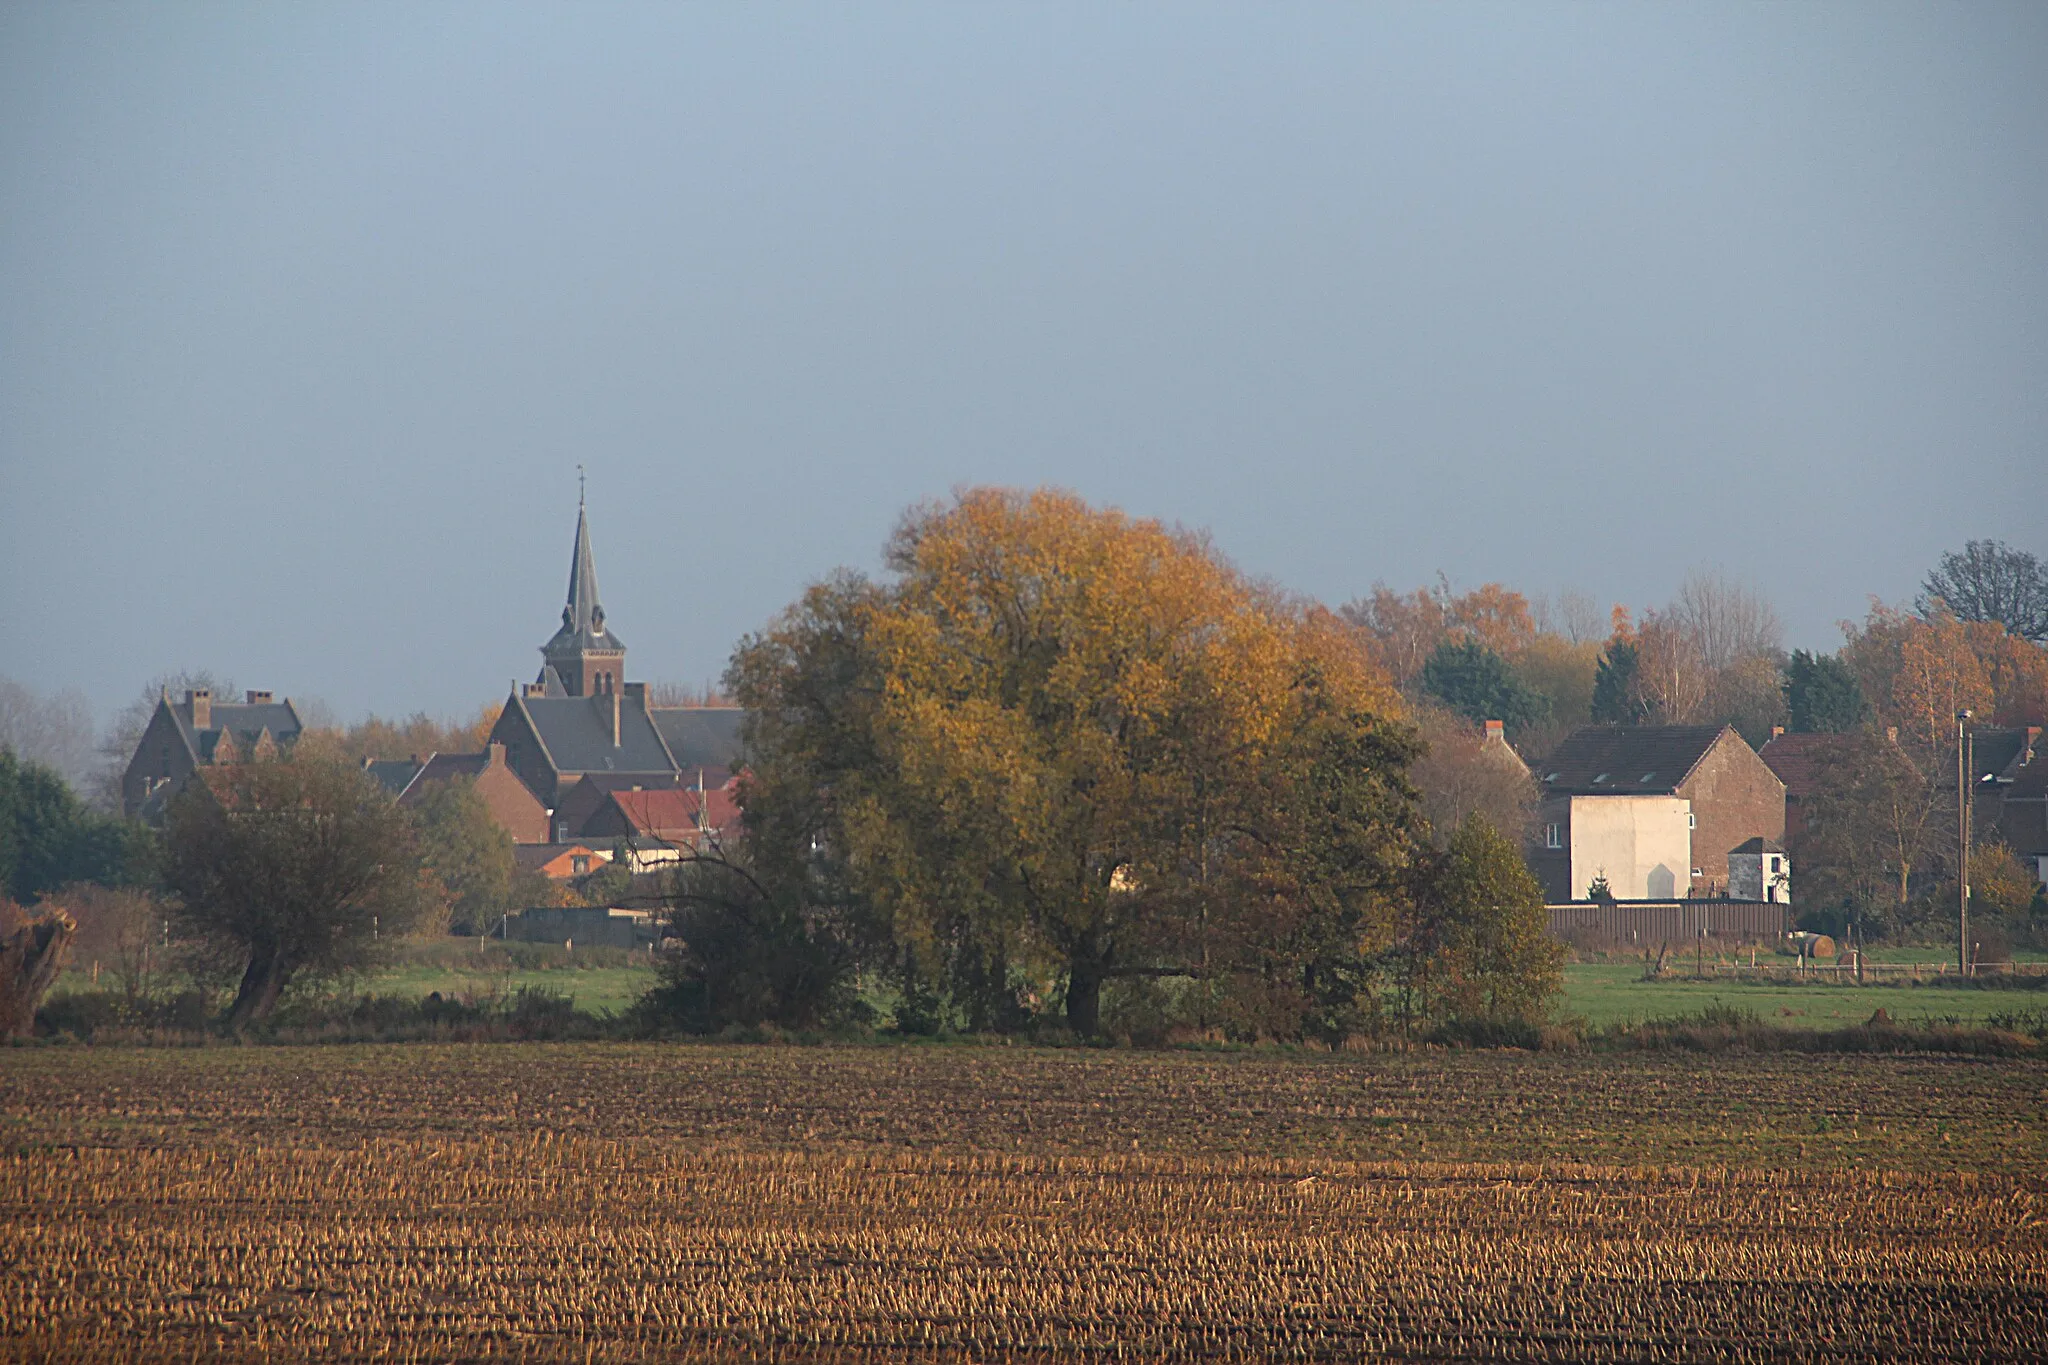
(173, 700, 304, 762)
(650, 707, 745, 767)
(512, 692, 679, 776)
(539, 502, 625, 662)
(1729, 837, 1786, 854)
(362, 758, 424, 796)
(1971, 727, 2032, 783)
(1757, 732, 1841, 801)
(411, 751, 490, 787)
(2007, 746, 2048, 801)
(1537, 725, 1737, 795)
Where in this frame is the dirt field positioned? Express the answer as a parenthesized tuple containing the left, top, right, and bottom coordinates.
(4, 1044, 2044, 1360)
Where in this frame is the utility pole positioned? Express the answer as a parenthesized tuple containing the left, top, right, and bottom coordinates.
(1956, 709, 1972, 977)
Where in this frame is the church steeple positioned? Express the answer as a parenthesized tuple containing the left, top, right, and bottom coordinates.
(538, 486, 626, 697)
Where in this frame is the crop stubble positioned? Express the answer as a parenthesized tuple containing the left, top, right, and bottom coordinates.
(2, 1045, 2044, 1361)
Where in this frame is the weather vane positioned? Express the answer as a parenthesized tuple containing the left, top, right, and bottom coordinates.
(577, 463, 585, 506)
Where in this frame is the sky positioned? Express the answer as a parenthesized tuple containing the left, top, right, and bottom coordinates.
(3, 3, 2044, 727)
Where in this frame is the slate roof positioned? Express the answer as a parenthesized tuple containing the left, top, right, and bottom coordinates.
(539, 502, 625, 661)
(511, 692, 679, 775)
(407, 751, 491, 791)
(650, 707, 746, 767)
(1757, 733, 1841, 801)
(1729, 837, 1786, 855)
(1536, 725, 1736, 795)
(362, 758, 424, 796)
(174, 700, 304, 761)
(1971, 727, 2033, 783)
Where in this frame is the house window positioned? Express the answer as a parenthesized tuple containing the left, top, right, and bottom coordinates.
(556, 821, 569, 841)
(1687, 814, 1696, 829)
(1544, 824, 1562, 849)
(571, 855, 590, 875)
(1769, 855, 1781, 873)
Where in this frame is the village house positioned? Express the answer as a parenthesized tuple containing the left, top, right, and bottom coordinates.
(121, 687, 303, 819)
(363, 744, 551, 845)
(576, 778, 743, 870)
(1528, 724, 1786, 902)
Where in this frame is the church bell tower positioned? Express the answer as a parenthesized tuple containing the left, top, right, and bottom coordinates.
(537, 485, 626, 697)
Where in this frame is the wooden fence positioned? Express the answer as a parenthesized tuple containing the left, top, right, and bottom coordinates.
(1546, 899, 1788, 949)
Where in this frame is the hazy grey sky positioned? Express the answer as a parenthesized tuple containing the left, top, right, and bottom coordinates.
(4, 4, 2044, 724)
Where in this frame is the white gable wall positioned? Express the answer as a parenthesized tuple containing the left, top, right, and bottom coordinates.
(1569, 796, 1692, 900)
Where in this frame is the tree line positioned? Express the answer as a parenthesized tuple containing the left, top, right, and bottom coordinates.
(5, 504, 2042, 1037)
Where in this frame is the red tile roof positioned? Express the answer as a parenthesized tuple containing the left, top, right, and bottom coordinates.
(606, 786, 741, 841)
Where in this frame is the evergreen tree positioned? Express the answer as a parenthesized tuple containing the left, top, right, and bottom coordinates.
(1418, 638, 1551, 736)
(0, 749, 143, 903)
(1590, 641, 1648, 724)
(1784, 650, 1869, 733)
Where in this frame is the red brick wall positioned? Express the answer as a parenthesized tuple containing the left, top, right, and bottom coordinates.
(1676, 733, 1786, 893)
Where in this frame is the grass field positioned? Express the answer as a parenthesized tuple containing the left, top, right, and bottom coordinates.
(4, 1044, 2044, 1359)
(1561, 961, 2048, 1030)
(346, 944, 2047, 1035)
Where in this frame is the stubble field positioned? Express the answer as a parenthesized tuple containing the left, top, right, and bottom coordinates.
(3, 1044, 2044, 1361)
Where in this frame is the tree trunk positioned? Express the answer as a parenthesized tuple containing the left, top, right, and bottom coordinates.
(0, 914, 74, 1038)
(1065, 963, 1103, 1038)
(227, 952, 292, 1032)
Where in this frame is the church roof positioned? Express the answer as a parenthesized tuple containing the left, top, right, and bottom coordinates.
(509, 691, 678, 776)
(540, 500, 625, 661)
(650, 707, 746, 768)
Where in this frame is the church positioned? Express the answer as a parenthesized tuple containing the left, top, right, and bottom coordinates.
(484, 496, 745, 832)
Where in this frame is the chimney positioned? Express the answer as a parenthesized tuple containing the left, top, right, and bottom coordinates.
(186, 688, 211, 730)
(245, 690, 273, 705)
(1483, 719, 1504, 742)
(487, 742, 507, 768)
(1770, 725, 1784, 740)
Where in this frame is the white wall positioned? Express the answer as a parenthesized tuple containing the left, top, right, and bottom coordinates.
(1569, 796, 1692, 900)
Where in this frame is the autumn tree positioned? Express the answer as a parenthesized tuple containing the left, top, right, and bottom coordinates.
(1796, 729, 1942, 925)
(54, 883, 170, 1004)
(1407, 707, 1537, 847)
(733, 488, 1422, 1037)
(161, 751, 432, 1029)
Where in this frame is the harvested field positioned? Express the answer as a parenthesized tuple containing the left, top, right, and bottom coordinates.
(4, 1045, 2045, 1361)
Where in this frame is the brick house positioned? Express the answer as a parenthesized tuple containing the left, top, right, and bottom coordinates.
(1529, 724, 1786, 902)
(122, 688, 303, 818)
(578, 779, 742, 869)
(363, 744, 551, 844)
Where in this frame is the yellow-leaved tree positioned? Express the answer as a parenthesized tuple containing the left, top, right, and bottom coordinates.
(730, 488, 1436, 1037)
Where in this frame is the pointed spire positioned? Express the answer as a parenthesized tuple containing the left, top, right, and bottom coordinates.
(539, 482, 625, 695)
(564, 500, 604, 637)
